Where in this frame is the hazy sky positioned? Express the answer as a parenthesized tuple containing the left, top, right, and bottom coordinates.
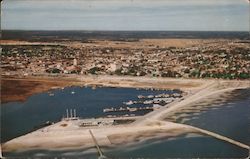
(2, 0, 250, 31)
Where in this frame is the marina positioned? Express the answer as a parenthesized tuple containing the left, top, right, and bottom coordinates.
(1, 86, 175, 143)
(103, 92, 184, 114)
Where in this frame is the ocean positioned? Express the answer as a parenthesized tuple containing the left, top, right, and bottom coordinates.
(2, 30, 249, 42)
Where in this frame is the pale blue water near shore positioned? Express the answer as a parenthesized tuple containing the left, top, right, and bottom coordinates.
(1, 87, 249, 158)
(166, 88, 250, 145)
(3, 135, 248, 158)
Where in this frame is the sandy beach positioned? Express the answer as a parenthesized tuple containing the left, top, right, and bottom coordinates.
(2, 120, 197, 152)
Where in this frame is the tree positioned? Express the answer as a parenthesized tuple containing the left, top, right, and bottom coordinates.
(88, 67, 101, 75)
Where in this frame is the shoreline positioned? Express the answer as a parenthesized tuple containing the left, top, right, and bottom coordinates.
(2, 74, 249, 104)
(3, 118, 249, 154)
(2, 120, 197, 152)
(1, 75, 205, 104)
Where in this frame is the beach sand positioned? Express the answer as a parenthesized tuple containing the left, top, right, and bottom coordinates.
(2, 120, 196, 152)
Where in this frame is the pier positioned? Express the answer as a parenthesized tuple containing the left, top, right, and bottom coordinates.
(103, 106, 161, 113)
(137, 92, 183, 99)
(89, 130, 106, 159)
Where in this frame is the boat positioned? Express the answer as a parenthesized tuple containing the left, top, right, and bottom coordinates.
(173, 93, 182, 97)
(71, 91, 75, 94)
(147, 95, 154, 98)
(138, 95, 145, 99)
(49, 93, 54, 96)
(155, 94, 170, 98)
(124, 100, 134, 105)
(153, 104, 161, 109)
(129, 107, 137, 112)
(103, 107, 114, 113)
(143, 100, 153, 104)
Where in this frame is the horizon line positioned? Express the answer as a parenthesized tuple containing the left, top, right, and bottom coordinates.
(1, 29, 249, 32)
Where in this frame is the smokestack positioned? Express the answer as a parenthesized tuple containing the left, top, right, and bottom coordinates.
(70, 109, 73, 118)
(74, 109, 76, 118)
(66, 109, 69, 119)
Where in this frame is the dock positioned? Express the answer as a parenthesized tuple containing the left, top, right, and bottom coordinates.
(137, 92, 183, 99)
(89, 130, 106, 159)
(103, 106, 159, 113)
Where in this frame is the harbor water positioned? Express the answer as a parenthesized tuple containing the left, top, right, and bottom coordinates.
(1, 86, 177, 143)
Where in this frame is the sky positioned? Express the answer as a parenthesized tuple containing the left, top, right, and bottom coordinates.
(1, 0, 250, 31)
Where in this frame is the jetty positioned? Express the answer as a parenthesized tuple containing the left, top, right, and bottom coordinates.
(89, 130, 106, 159)
(193, 126, 250, 150)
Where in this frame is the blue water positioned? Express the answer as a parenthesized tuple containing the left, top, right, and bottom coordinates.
(166, 88, 250, 146)
(105, 135, 248, 158)
(1, 86, 174, 143)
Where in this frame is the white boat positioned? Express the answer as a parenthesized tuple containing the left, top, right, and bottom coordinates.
(71, 91, 75, 94)
(147, 95, 154, 98)
(138, 95, 145, 99)
(49, 93, 54, 96)
(124, 100, 134, 105)
(153, 104, 162, 109)
(143, 100, 153, 104)
(129, 107, 137, 112)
